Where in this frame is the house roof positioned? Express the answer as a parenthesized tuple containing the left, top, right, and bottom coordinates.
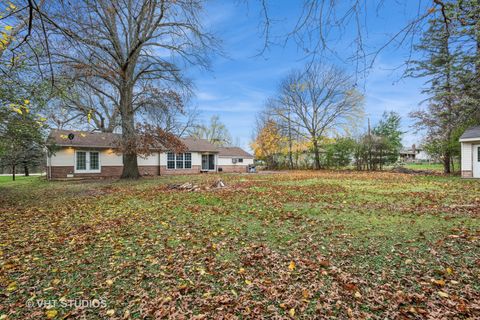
(181, 137, 219, 152)
(47, 129, 221, 153)
(218, 146, 253, 158)
(460, 125, 480, 141)
(47, 130, 119, 148)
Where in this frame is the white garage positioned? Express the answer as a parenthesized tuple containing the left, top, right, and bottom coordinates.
(459, 125, 480, 178)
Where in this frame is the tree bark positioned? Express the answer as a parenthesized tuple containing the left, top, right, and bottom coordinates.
(12, 164, 15, 181)
(313, 139, 321, 170)
(443, 152, 451, 174)
(24, 164, 29, 176)
(119, 82, 140, 179)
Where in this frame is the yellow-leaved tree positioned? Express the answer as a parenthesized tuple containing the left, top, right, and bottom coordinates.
(251, 120, 285, 169)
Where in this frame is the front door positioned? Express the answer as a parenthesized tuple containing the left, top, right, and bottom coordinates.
(201, 154, 216, 171)
(474, 145, 480, 178)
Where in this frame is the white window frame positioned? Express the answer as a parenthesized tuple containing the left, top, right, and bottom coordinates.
(75, 150, 101, 173)
(166, 152, 192, 170)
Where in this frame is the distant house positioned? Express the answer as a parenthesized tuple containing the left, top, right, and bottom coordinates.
(399, 144, 431, 163)
(459, 125, 480, 178)
(46, 130, 254, 179)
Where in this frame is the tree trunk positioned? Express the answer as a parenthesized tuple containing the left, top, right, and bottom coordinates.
(119, 82, 140, 179)
(312, 139, 321, 170)
(12, 164, 15, 181)
(24, 164, 29, 176)
(443, 152, 451, 174)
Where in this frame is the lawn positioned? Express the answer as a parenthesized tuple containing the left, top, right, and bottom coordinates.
(403, 163, 460, 172)
(0, 171, 479, 319)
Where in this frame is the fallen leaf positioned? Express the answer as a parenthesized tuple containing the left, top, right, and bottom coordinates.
(289, 308, 295, 317)
(288, 261, 296, 271)
(6, 282, 17, 292)
(432, 279, 445, 286)
(106, 309, 115, 317)
(354, 291, 362, 299)
(245, 279, 252, 285)
(45, 310, 58, 319)
(106, 279, 114, 286)
(437, 291, 449, 298)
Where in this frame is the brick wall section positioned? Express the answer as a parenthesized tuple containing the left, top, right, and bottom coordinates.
(160, 165, 201, 175)
(218, 165, 248, 173)
(50, 166, 162, 179)
(50, 164, 241, 178)
(75, 166, 123, 178)
(139, 166, 160, 176)
(50, 166, 74, 179)
(462, 170, 473, 178)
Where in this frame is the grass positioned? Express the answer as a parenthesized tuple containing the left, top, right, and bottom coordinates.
(0, 171, 479, 319)
(0, 175, 43, 185)
(403, 162, 460, 172)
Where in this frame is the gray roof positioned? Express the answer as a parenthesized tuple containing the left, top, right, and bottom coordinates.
(47, 130, 219, 152)
(460, 125, 480, 140)
(218, 146, 253, 158)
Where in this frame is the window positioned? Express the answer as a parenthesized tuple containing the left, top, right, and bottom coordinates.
(232, 158, 243, 164)
(75, 151, 101, 172)
(90, 152, 99, 170)
(76, 152, 86, 170)
(185, 153, 192, 169)
(167, 152, 192, 169)
(237, 158, 243, 163)
(167, 152, 175, 169)
(176, 153, 184, 169)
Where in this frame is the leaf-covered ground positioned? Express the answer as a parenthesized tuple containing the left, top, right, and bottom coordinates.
(0, 171, 479, 319)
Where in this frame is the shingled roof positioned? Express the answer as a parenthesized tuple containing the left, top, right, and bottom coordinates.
(47, 130, 219, 152)
(47, 130, 119, 148)
(460, 125, 480, 141)
(217, 146, 253, 158)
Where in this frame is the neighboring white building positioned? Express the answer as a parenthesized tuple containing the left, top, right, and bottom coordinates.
(46, 130, 254, 179)
(399, 144, 432, 163)
(459, 125, 480, 178)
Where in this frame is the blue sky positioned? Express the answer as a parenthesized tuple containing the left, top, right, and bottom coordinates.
(186, 1, 431, 150)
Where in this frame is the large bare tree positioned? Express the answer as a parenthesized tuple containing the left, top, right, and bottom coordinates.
(268, 63, 364, 169)
(189, 115, 232, 146)
(32, 0, 215, 178)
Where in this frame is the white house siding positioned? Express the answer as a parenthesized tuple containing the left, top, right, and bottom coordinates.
(217, 156, 254, 166)
(461, 142, 473, 178)
(137, 153, 159, 166)
(50, 148, 75, 166)
(101, 149, 123, 166)
(416, 151, 431, 161)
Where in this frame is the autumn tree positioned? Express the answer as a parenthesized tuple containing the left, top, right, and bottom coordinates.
(268, 63, 364, 170)
(251, 119, 284, 169)
(23, 0, 216, 179)
(189, 115, 232, 146)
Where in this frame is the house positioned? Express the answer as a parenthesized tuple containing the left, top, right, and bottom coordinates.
(399, 144, 431, 163)
(46, 130, 254, 179)
(459, 125, 480, 178)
